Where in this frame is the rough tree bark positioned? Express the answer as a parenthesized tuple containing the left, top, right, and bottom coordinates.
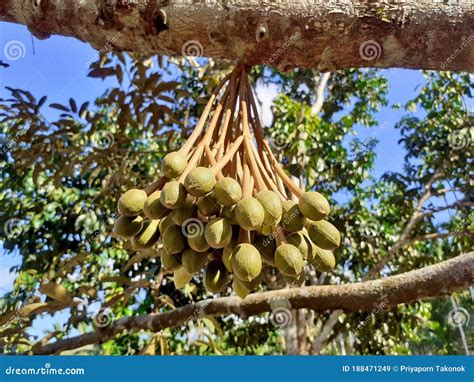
(32, 252, 474, 355)
(1, 1, 473, 71)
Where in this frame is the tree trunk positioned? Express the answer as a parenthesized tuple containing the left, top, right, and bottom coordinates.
(1, 1, 473, 71)
(283, 311, 299, 355)
(296, 309, 310, 355)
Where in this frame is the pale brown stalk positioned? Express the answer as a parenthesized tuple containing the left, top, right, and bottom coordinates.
(180, 72, 232, 156)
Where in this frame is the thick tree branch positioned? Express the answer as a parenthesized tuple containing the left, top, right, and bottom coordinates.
(420, 200, 474, 219)
(33, 252, 474, 355)
(1, 1, 473, 71)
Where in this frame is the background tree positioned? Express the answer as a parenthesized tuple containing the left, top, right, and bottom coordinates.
(0, 54, 472, 355)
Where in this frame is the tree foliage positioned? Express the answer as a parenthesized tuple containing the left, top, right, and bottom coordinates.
(0, 55, 472, 355)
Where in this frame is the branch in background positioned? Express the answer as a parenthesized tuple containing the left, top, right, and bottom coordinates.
(295, 72, 331, 191)
(311, 72, 331, 115)
(402, 231, 474, 247)
(366, 171, 445, 279)
(32, 253, 474, 355)
(429, 188, 462, 198)
(309, 230, 473, 354)
(420, 200, 474, 219)
(311, 171, 445, 353)
(311, 309, 343, 355)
